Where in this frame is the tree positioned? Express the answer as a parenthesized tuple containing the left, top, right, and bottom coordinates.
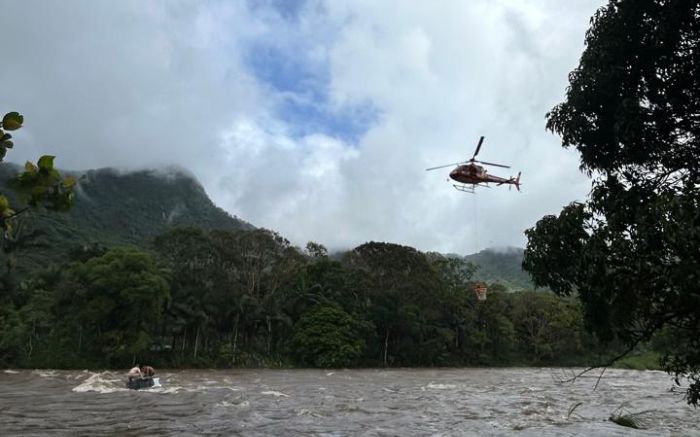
(305, 241, 328, 258)
(426, 253, 478, 358)
(0, 112, 75, 226)
(462, 285, 516, 364)
(344, 242, 452, 366)
(0, 111, 75, 363)
(0, 113, 75, 288)
(523, 0, 700, 405)
(153, 228, 306, 366)
(208, 228, 304, 361)
(51, 247, 170, 365)
(290, 304, 367, 367)
(152, 228, 218, 363)
(511, 292, 585, 363)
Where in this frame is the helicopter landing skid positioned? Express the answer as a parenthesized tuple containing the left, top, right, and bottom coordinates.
(453, 183, 489, 193)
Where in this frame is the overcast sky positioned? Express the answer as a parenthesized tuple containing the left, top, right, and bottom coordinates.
(1, 0, 604, 254)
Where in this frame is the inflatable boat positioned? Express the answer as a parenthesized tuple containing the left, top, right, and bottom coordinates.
(126, 377, 161, 390)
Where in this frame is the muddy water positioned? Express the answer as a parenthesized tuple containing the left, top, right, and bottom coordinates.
(0, 368, 696, 436)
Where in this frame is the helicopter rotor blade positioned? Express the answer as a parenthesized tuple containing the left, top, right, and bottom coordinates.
(471, 136, 485, 160)
(475, 160, 510, 169)
(425, 162, 465, 171)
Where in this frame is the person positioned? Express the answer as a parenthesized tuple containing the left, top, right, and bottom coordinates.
(127, 365, 142, 381)
(141, 365, 155, 378)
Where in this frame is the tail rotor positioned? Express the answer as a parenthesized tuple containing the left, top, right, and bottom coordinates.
(506, 172, 522, 191)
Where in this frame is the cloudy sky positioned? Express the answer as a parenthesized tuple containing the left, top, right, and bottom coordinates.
(1, 0, 604, 254)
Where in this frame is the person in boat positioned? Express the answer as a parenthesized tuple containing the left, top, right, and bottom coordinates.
(141, 365, 155, 378)
(127, 365, 142, 381)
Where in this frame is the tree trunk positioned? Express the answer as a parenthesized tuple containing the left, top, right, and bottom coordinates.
(193, 325, 200, 358)
(266, 315, 272, 354)
(28, 319, 36, 359)
(232, 314, 239, 366)
(383, 329, 390, 367)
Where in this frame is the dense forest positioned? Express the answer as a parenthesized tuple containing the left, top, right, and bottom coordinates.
(2, 226, 639, 370)
(0, 164, 658, 371)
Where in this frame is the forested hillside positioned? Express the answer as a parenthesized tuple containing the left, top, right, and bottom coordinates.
(2, 162, 535, 288)
(464, 247, 536, 291)
(0, 164, 252, 271)
(0, 162, 659, 372)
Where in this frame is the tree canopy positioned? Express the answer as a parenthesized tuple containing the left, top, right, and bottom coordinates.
(523, 0, 700, 405)
(3, 229, 623, 370)
(0, 112, 75, 288)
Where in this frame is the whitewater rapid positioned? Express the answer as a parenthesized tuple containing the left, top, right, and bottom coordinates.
(0, 368, 696, 436)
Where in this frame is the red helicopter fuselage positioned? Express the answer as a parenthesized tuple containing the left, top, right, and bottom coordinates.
(426, 136, 521, 193)
(449, 164, 520, 190)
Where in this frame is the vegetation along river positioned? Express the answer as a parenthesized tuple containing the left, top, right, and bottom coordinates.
(1, 367, 697, 436)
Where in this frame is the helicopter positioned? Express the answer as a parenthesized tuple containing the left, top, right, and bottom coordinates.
(425, 136, 521, 193)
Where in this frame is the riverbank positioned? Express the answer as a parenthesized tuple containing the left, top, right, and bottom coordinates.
(2, 352, 664, 372)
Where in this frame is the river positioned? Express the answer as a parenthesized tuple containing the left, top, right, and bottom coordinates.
(0, 368, 696, 436)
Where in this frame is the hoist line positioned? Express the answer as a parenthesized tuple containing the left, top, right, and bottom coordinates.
(472, 192, 478, 255)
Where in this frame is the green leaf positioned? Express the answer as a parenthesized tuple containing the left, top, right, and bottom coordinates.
(37, 155, 55, 171)
(48, 168, 60, 181)
(4, 140, 12, 149)
(2, 112, 23, 131)
(0, 195, 8, 212)
(24, 161, 37, 173)
(62, 176, 76, 189)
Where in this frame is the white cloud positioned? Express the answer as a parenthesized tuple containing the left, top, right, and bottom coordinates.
(0, 0, 604, 254)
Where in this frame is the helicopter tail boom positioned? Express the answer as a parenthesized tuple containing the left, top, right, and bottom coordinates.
(497, 171, 522, 191)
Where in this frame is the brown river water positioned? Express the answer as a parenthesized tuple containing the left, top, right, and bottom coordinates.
(0, 368, 697, 436)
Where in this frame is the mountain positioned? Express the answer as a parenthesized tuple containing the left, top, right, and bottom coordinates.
(0, 164, 253, 271)
(464, 247, 537, 291)
(1, 163, 536, 290)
